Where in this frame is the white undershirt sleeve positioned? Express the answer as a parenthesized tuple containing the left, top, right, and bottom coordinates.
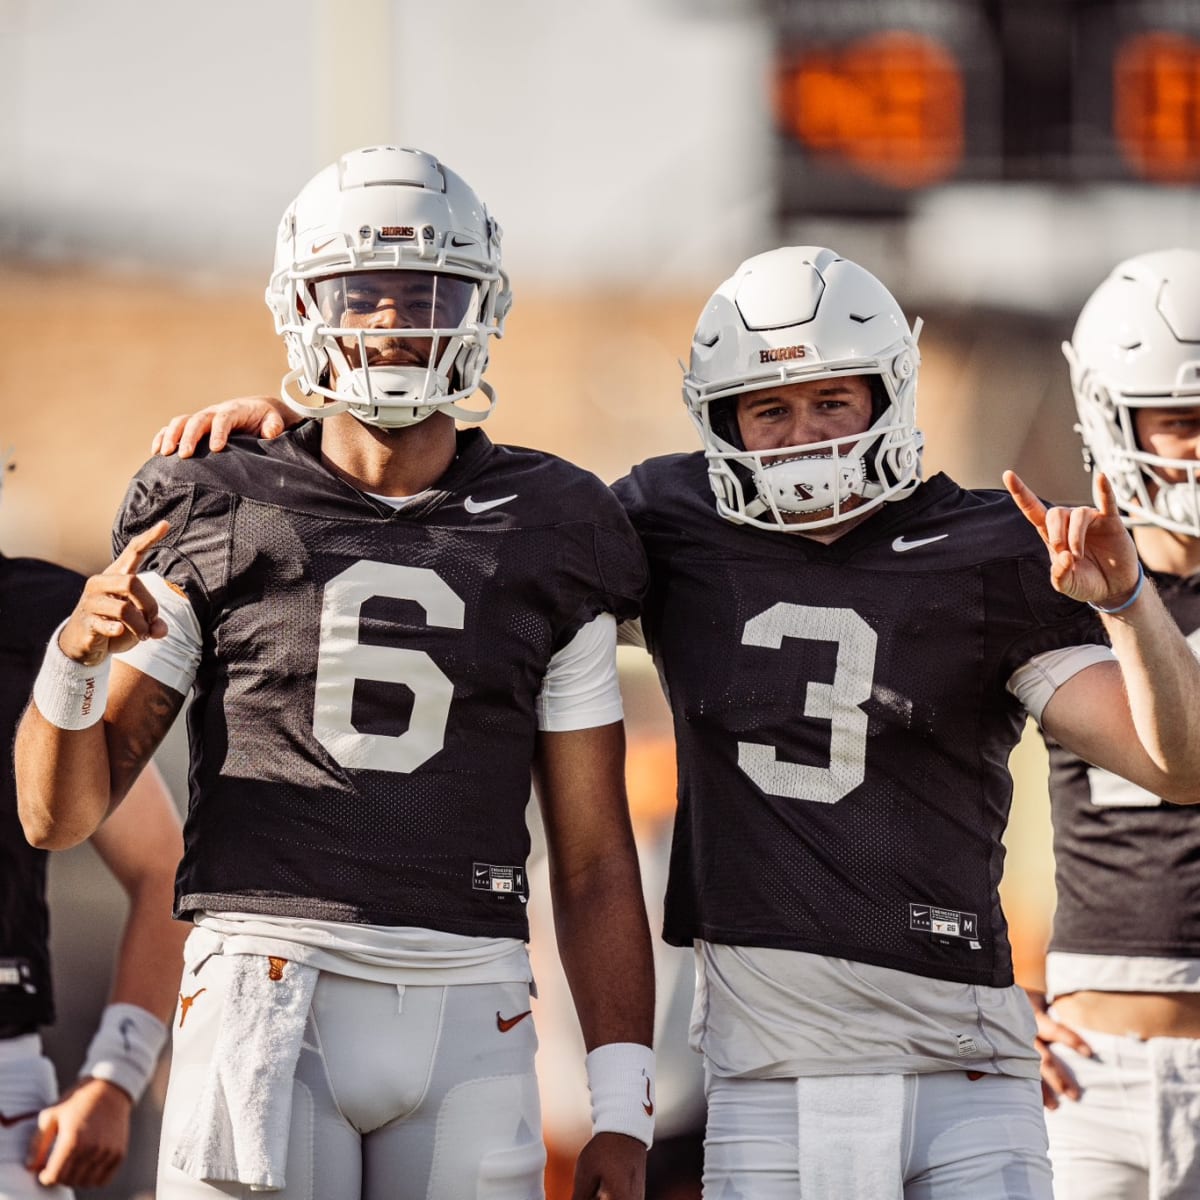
(1006, 643, 1116, 724)
(536, 613, 623, 732)
(114, 571, 203, 695)
(617, 616, 646, 649)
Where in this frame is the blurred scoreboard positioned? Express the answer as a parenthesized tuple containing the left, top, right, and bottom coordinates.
(774, 0, 1200, 215)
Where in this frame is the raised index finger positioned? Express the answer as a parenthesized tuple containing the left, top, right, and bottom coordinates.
(111, 519, 170, 575)
(1003, 470, 1049, 545)
(1092, 470, 1119, 519)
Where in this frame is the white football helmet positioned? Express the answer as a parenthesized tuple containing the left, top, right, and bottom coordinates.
(683, 247, 924, 532)
(1065, 249, 1200, 537)
(265, 146, 512, 428)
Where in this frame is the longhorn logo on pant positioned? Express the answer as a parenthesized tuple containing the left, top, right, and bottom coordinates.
(178, 988, 207, 1028)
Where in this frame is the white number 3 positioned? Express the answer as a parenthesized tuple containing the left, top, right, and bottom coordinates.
(738, 603, 877, 804)
(313, 561, 465, 773)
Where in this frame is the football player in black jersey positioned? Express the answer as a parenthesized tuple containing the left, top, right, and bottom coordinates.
(604, 247, 1200, 1199)
(1, 462, 184, 1196)
(1025, 250, 1200, 1200)
(133, 246, 1200, 1197)
(15, 148, 655, 1200)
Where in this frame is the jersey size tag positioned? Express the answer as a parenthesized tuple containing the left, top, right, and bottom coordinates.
(0, 958, 36, 993)
(909, 903, 981, 948)
(472, 862, 527, 902)
(955, 1034, 980, 1057)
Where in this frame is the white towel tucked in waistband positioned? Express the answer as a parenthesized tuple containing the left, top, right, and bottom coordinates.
(171, 943, 317, 1192)
(1151, 1036, 1200, 1200)
(796, 1073, 905, 1200)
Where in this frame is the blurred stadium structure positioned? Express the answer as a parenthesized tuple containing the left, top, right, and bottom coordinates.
(1, 0, 1196, 1195)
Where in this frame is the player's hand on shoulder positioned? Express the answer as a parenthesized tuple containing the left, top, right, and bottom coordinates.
(152, 395, 294, 458)
(1023, 987, 1090, 1110)
(25, 1077, 133, 1189)
(572, 1131, 647, 1200)
(1003, 470, 1142, 610)
(59, 522, 170, 667)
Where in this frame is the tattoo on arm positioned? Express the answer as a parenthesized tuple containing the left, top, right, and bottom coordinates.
(110, 680, 184, 804)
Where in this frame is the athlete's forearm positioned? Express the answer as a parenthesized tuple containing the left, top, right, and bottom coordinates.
(1105, 579, 1200, 800)
(15, 704, 116, 849)
(106, 880, 187, 1022)
(534, 722, 655, 1051)
(551, 845, 655, 1051)
(92, 763, 187, 1022)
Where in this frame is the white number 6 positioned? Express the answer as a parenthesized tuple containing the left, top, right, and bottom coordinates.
(313, 561, 465, 773)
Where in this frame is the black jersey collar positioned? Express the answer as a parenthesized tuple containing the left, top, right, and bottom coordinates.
(283, 421, 496, 518)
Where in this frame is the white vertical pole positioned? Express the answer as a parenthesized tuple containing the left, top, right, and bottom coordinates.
(311, 0, 396, 166)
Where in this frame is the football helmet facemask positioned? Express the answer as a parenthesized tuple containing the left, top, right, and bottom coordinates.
(265, 146, 512, 429)
(683, 246, 923, 532)
(1065, 249, 1200, 537)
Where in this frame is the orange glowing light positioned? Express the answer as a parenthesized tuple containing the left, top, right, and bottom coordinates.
(775, 31, 965, 189)
(1114, 31, 1200, 183)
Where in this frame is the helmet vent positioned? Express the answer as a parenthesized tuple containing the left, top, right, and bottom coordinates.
(849, 313, 875, 324)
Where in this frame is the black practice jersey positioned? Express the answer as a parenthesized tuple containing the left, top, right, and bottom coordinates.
(0, 554, 84, 1028)
(115, 425, 645, 938)
(1047, 568, 1200, 960)
(614, 457, 1106, 987)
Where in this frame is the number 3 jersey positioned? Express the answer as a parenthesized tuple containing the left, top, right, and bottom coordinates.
(613, 455, 1105, 989)
(114, 425, 645, 940)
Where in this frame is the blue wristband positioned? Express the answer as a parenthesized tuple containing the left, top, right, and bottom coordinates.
(1089, 561, 1145, 615)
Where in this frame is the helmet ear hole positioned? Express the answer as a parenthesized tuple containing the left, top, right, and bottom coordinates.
(868, 376, 890, 424)
(709, 398, 743, 450)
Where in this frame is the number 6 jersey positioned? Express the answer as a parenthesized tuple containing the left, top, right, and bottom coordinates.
(113, 424, 645, 940)
(614, 454, 1105, 989)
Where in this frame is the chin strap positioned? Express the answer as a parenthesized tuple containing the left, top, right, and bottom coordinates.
(280, 368, 351, 420)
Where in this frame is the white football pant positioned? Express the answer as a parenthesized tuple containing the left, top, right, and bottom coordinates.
(1044, 1026, 1200, 1200)
(703, 1069, 1051, 1199)
(156, 963, 545, 1200)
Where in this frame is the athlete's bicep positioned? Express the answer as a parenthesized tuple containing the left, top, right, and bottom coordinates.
(105, 660, 186, 803)
(1039, 659, 1177, 796)
(1006, 643, 1115, 723)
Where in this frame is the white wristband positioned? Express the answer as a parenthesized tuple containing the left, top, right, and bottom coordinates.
(32, 621, 110, 730)
(78, 1003, 168, 1104)
(585, 1041, 655, 1148)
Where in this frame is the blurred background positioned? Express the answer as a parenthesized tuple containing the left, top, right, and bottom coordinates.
(2, 0, 1197, 1195)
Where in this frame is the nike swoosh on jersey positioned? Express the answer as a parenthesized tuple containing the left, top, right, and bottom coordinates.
(0, 1109, 39, 1128)
(891, 534, 949, 552)
(464, 494, 518, 514)
(496, 1009, 533, 1033)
